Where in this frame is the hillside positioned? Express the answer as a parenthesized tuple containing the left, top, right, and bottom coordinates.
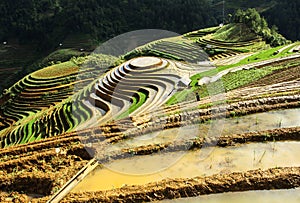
(0, 9, 300, 202)
(0, 14, 294, 147)
(1, 0, 298, 93)
(1, 0, 297, 45)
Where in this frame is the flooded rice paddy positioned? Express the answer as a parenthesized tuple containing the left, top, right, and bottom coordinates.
(112, 108, 300, 149)
(74, 141, 300, 191)
(73, 108, 300, 192)
(160, 188, 300, 203)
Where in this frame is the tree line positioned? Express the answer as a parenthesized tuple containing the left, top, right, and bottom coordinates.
(263, 0, 300, 41)
(0, 0, 217, 49)
(0, 0, 298, 50)
(231, 8, 290, 46)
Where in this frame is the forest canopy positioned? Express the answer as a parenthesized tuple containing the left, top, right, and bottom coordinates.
(0, 0, 216, 48)
(231, 8, 289, 46)
(0, 0, 299, 50)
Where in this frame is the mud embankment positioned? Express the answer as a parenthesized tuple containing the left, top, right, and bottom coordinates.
(96, 127, 300, 163)
(63, 167, 300, 202)
(102, 95, 300, 144)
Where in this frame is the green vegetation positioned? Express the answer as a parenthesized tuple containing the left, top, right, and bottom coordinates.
(212, 23, 258, 42)
(39, 49, 87, 67)
(166, 89, 194, 105)
(123, 37, 208, 63)
(1, 0, 298, 46)
(280, 42, 300, 55)
(190, 42, 296, 88)
(0, 54, 118, 147)
(1, 1, 299, 94)
(0, 0, 216, 49)
(0, 6, 298, 148)
(184, 26, 221, 39)
(192, 8, 290, 63)
(219, 65, 284, 91)
(194, 64, 289, 98)
(216, 44, 295, 70)
(263, 1, 300, 41)
(0, 49, 123, 147)
(117, 90, 148, 120)
(1, 97, 94, 147)
(231, 8, 290, 46)
(168, 58, 296, 106)
(32, 61, 78, 79)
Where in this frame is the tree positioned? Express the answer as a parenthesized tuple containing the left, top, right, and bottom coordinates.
(231, 8, 289, 47)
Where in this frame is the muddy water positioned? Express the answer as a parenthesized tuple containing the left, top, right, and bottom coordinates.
(111, 108, 300, 150)
(73, 108, 300, 192)
(160, 188, 300, 203)
(73, 141, 300, 191)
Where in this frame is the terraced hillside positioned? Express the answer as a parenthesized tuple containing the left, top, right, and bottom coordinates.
(123, 36, 209, 63)
(185, 23, 269, 62)
(0, 52, 212, 148)
(0, 54, 118, 147)
(0, 21, 299, 202)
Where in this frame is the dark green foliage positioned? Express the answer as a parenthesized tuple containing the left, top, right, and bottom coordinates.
(263, 0, 300, 41)
(0, 0, 298, 96)
(40, 49, 87, 67)
(231, 8, 290, 47)
(0, 0, 298, 48)
(0, 0, 217, 48)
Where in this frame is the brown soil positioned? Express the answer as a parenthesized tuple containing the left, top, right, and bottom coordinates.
(63, 167, 300, 202)
(104, 95, 300, 144)
(0, 142, 91, 202)
(96, 127, 300, 163)
(245, 64, 300, 88)
(157, 60, 300, 117)
(0, 76, 298, 202)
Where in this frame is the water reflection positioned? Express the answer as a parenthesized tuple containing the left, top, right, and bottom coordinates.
(73, 141, 300, 191)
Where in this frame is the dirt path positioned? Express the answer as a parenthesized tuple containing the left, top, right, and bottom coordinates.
(289, 45, 300, 53)
(169, 79, 299, 117)
(199, 54, 300, 85)
(277, 43, 296, 54)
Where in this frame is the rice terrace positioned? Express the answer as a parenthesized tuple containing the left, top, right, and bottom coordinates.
(0, 5, 300, 203)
